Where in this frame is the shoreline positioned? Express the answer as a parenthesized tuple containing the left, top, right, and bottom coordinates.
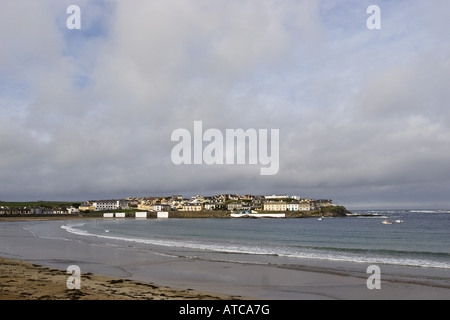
(0, 217, 245, 300)
(0, 205, 351, 221)
(1, 217, 449, 300)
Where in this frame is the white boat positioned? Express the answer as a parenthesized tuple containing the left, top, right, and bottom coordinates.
(395, 220, 403, 223)
(318, 217, 323, 221)
(382, 220, 393, 225)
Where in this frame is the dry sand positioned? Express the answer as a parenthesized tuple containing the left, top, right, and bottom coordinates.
(0, 256, 239, 300)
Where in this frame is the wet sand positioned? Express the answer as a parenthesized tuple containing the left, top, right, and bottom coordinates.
(0, 256, 236, 300)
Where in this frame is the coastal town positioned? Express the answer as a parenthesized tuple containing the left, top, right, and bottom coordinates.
(0, 194, 340, 216)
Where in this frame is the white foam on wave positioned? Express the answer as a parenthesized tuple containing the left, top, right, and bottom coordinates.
(281, 251, 450, 269)
(23, 225, 72, 242)
(61, 223, 450, 270)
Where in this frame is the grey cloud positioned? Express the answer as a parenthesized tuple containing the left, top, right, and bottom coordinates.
(356, 54, 450, 120)
(1, 0, 450, 209)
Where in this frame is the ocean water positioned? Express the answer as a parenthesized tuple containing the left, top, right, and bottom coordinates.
(61, 209, 450, 271)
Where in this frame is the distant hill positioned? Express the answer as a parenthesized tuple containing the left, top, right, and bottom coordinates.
(0, 201, 81, 208)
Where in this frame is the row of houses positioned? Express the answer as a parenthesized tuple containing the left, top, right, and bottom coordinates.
(89, 196, 333, 212)
(79, 199, 129, 212)
(180, 199, 329, 212)
(0, 206, 79, 215)
(98, 195, 334, 212)
(1, 195, 335, 216)
(161, 200, 325, 212)
(263, 201, 311, 211)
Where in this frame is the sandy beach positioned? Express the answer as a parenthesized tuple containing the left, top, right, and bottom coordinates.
(0, 256, 238, 300)
(1, 217, 449, 300)
(0, 218, 240, 300)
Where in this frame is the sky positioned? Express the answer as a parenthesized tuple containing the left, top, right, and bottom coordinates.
(1, 0, 450, 209)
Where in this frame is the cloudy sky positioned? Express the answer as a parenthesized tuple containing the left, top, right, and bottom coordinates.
(1, 0, 449, 209)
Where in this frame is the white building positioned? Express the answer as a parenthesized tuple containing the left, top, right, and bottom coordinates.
(204, 203, 218, 210)
(286, 202, 299, 211)
(264, 195, 289, 200)
(263, 201, 287, 211)
(66, 206, 79, 214)
(93, 200, 129, 211)
(153, 204, 171, 211)
(298, 203, 311, 211)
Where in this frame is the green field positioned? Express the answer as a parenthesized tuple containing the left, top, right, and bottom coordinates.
(0, 201, 82, 208)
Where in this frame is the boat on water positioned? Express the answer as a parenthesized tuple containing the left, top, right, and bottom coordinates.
(318, 217, 323, 221)
(382, 220, 393, 225)
(395, 220, 403, 223)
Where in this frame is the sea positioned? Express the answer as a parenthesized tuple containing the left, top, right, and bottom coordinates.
(60, 209, 450, 274)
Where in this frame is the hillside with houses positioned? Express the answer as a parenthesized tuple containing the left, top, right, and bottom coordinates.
(1, 194, 347, 217)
